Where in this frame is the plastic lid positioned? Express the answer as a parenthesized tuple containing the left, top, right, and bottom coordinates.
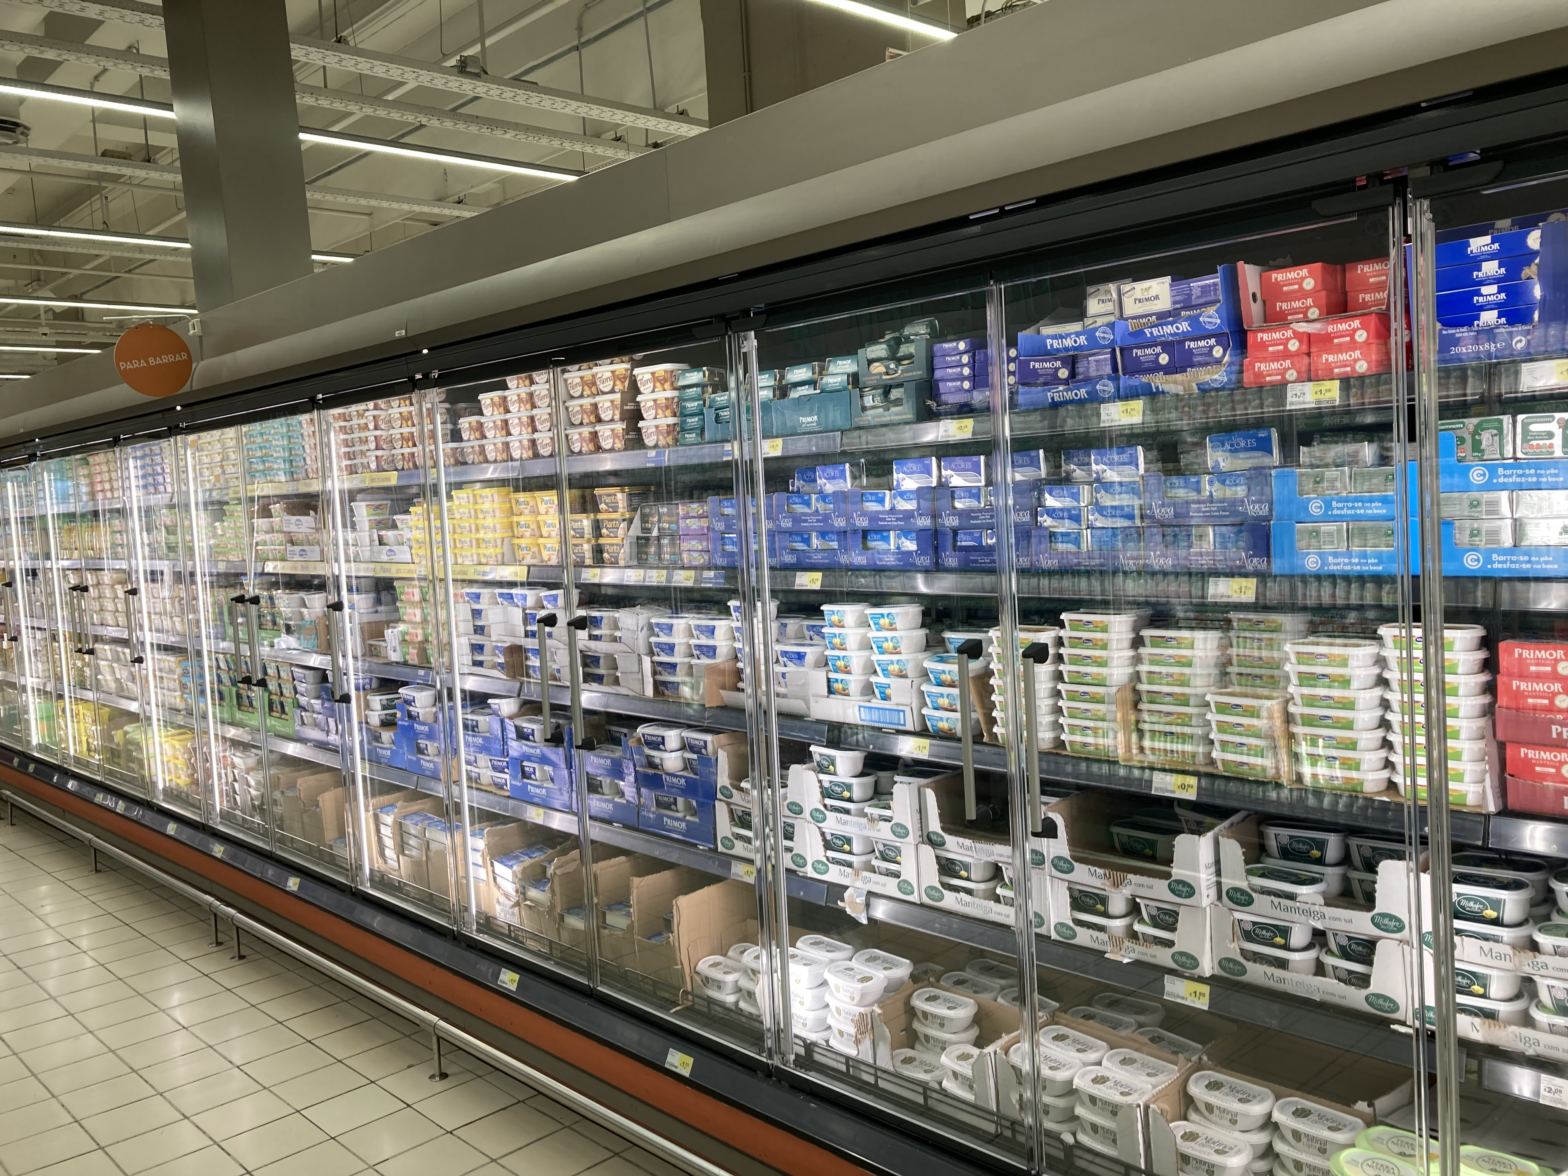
(852, 949, 912, 980)
(1073, 1065, 1155, 1105)
(795, 934, 855, 961)
(911, 987, 978, 1020)
(1186, 1070, 1276, 1117)
(1355, 1127, 1439, 1166)
(940, 1043, 980, 1079)
(824, 960, 884, 995)
(1091, 992, 1165, 1025)
(1037, 1025, 1109, 1063)
(1458, 1146, 1546, 1176)
(1170, 1121, 1254, 1168)
(695, 955, 742, 983)
(1273, 1097, 1362, 1145)
(889, 1048, 944, 1085)
(1329, 1149, 1420, 1176)
(1102, 1048, 1178, 1088)
(964, 958, 1020, 985)
(941, 971, 1000, 998)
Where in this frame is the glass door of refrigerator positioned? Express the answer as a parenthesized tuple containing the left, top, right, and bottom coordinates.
(0, 467, 44, 752)
(6, 468, 54, 755)
(324, 391, 454, 918)
(428, 368, 582, 966)
(123, 438, 204, 819)
(999, 206, 1429, 1172)
(1410, 172, 1568, 1176)
(744, 287, 1042, 1164)
(548, 334, 772, 1053)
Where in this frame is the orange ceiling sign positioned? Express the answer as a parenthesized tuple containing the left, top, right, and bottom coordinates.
(114, 323, 192, 397)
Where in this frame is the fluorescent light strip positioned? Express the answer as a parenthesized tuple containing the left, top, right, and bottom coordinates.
(0, 374, 29, 379)
(299, 130, 578, 181)
(311, 253, 355, 264)
(0, 80, 175, 120)
(0, 295, 190, 315)
(804, 0, 956, 38)
(0, 222, 190, 250)
(0, 344, 100, 353)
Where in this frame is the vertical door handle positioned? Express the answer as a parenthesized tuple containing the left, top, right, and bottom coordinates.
(953, 638, 984, 822)
(1021, 641, 1052, 834)
(564, 614, 591, 749)
(535, 612, 558, 739)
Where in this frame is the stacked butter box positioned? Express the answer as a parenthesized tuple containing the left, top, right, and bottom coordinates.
(1383, 624, 1493, 809)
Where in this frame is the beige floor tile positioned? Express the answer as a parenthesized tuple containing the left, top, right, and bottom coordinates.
(18, 1033, 107, 1074)
(241, 1042, 334, 1087)
(94, 1011, 182, 1050)
(164, 991, 247, 1028)
(342, 1038, 429, 1081)
(0, 996, 66, 1033)
(250, 1137, 366, 1176)
(255, 985, 342, 1023)
(497, 1125, 611, 1176)
(454, 1104, 561, 1159)
(38, 1053, 131, 1096)
(69, 925, 144, 953)
(123, 964, 202, 995)
(210, 1023, 305, 1067)
(78, 1093, 182, 1147)
(54, 980, 136, 1015)
(164, 1066, 262, 1115)
(528, 1093, 584, 1126)
(19, 1148, 122, 1176)
(0, 1074, 53, 1112)
(105, 1119, 212, 1175)
(413, 1076, 516, 1131)
(229, 972, 315, 1006)
(38, 970, 121, 999)
(139, 977, 223, 1012)
(72, 994, 156, 1031)
(188, 1006, 274, 1046)
(113, 1028, 206, 1071)
(105, 949, 181, 981)
(0, 1096, 72, 1147)
(139, 1046, 232, 1093)
(619, 1145, 686, 1176)
(0, 1053, 24, 1084)
(375, 1134, 489, 1176)
(568, 1121, 636, 1155)
(575, 1157, 653, 1176)
(336, 1107, 444, 1167)
(284, 1002, 370, 1040)
(478, 1071, 538, 1102)
(218, 1113, 329, 1170)
(0, 981, 49, 1011)
(315, 1020, 403, 1061)
(58, 1071, 155, 1118)
(137, 1143, 244, 1176)
(303, 1084, 405, 1136)
(191, 1087, 294, 1140)
(0, 1122, 98, 1175)
(272, 1060, 369, 1110)
(84, 938, 162, 966)
(205, 957, 289, 988)
(376, 1063, 471, 1106)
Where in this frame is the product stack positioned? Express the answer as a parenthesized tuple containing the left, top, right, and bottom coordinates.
(1059, 610, 1146, 758)
(191, 430, 240, 493)
(986, 624, 1060, 752)
(1134, 627, 1228, 768)
(345, 498, 414, 564)
(1285, 636, 1390, 795)
(1382, 624, 1493, 808)
(244, 415, 320, 485)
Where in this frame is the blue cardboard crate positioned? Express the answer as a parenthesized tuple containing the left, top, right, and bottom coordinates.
(637, 793, 715, 847)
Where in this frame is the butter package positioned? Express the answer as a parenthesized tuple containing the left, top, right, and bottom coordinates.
(932, 337, 983, 357)
(1011, 450, 1049, 480)
(1075, 349, 1116, 379)
(1017, 355, 1074, 384)
(1088, 503, 1142, 528)
(1443, 306, 1540, 330)
(1267, 290, 1346, 322)
(892, 457, 939, 489)
(1039, 506, 1087, 529)
(1453, 519, 1515, 548)
(1038, 483, 1092, 508)
(952, 528, 994, 548)
(861, 530, 924, 552)
(1090, 446, 1146, 482)
(793, 466, 820, 493)
(1086, 527, 1144, 551)
(1026, 320, 1119, 356)
(1172, 332, 1235, 369)
(1434, 225, 1543, 267)
(785, 493, 822, 514)
(1248, 323, 1312, 356)
(1242, 354, 1308, 386)
(1436, 254, 1540, 291)
(1295, 467, 1352, 497)
(1352, 467, 1397, 495)
(1346, 257, 1391, 289)
(1119, 341, 1186, 376)
(1516, 413, 1568, 459)
(1117, 273, 1223, 317)
(1513, 490, 1568, 518)
(785, 382, 817, 398)
(1295, 522, 1347, 551)
(1262, 262, 1343, 297)
(1093, 480, 1142, 506)
(1434, 280, 1540, 319)
(1062, 450, 1094, 482)
(784, 362, 824, 385)
(818, 372, 856, 393)
(1438, 416, 1513, 461)
(1085, 284, 1118, 319)
(933, 361, 984, 381)
(824, 355, 859, 376)
(1441, 491, 1512, 519)
(1049, 529, 1088, 552)
(816, 463, 865, 492)
(948, 485, 989, 511)
(1207, 429, 1280, 473)
(1518, 519, 1568, 545)
(1157, 474, 1207, 500)
(1348, 521, 1397, 550)
(940, 455, 987, 487)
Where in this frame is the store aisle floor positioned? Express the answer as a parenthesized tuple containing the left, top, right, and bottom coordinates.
(0, 811, 690, 1176)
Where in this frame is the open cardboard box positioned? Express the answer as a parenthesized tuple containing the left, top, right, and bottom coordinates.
(714, 798, 754, 860)
(919, 770, 1043, 863)
(1047, 874, 1212, 975)
(1414, 869, 1568, 984)
(790, 822, 919, 900)
(784, 765, 921, 842)
(1209, 907, 1411, 1021)
(1147, 1029, 1411, 1176)
(593, 855, 704, 985)
(369, 791, 436, 882)
(1219, 815, 1419, 940)
(1418, 949, 1568, 1063)
(914, 842, 1051, 929)
(675, 878, 759, 1000)
(1044, 792, 1236, 907)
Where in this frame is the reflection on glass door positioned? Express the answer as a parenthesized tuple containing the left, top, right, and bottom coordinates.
(0, 468, 45, 753)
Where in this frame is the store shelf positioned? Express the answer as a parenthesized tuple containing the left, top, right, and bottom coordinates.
(1479, 1055, 1568, 1105)
(1486, 814, 1568, 858)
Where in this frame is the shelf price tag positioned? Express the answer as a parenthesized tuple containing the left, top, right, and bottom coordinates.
(165, 821, 178, 835)
(1208, 576, 1256, 603)
(908, 737, 931, 758)
(498, 969, 520, 992)
(211, 844, 225, 859)
(1286, 380, 1341, 408)
(625, 569, 645, 584)
(664, 1048, 695, 1078)
(676, 570, 695, 585)
(1152, 771, 1198, 799)
(524, 805, 547, 824)
(1519, 359, 1568, 392)
(358, 471, 400, 487)
(581, 568, 602, 583)
(1164, 974, 1210, 1009)
(1540, 1075, 1568, 1111)
(730, 860, 756, 883)
(1101, 399, 1143, 426)
(286, 877, 301, 893)
(651, 569, 670, 585)
(937, 417, 974, 441)
(762, 438, 784, 458)
(794, 571, 823, 589)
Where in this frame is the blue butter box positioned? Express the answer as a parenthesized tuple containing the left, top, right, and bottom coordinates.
(1017, 321, 1119, 357)
(785, 361, 825, 384)
(1087, 527, 1143, 551)
(1434, 225, 1543, 268)
(818, 372, 856, 393)
(893, 457, 939, 489)
(1088, 503, 1142, 528)
(1074, 349, 1116, 379)
(1435, 281, 1540, 320)
(1436, 255, 1539, 291)
(1049, 529, 1088, 552)
(1172, 332, 1236, 369)
(1017, 379, 1119, 410)
(941, 455, 987, 487)
(1093, 481, 1142, 506)
(932, 337, 984, 356)
(1062, 451, 1094, 482)
(815, 463, 860, 492)
(1011, 450, 1049, 480)
(1018, 355, 1073, 385)
(1038, 483, 1093, 508)
(1207, 429, 1279, 473)
(1090, 446, 1146, 481)
(1040, 506, 1087, 529)
(1119, 341, 1187, 376)
(1438, 305, 1540, 330)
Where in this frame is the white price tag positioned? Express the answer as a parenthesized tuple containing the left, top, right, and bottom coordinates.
(498, 969, 520, 992)
(1164, 974, 1210, 1009)
(286, 877, 301, 892)
(1540, 1075, 1568, 1110)
(937, 417, 974, 441)
(1518, 359, 1568, 393)
(762, 437, 784, 458)
(1285, 380, 1341, 408)
(664, 1048, 695, 1077)
(211, 844, 225, 859)
(1208, 577, 1256, 603)
(730, 860, 756, 883)
(794, 571, 823, 589)
(1100, 399, 1143, 426)
(525, 805, 547, 824)
(166, 821, 178, 835)
(1151, 771, 1198, 799)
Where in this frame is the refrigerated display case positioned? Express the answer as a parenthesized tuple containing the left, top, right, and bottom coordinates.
(5, 129, 1568, 1176)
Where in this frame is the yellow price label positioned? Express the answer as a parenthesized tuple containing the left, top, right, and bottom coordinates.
(626, 568, 645, 584)
(676, 570, 695, 585)
(937, 417, 974, 441)
(762, 437, 784, 457)
(1153, 771, 1198, 799)
(794, 571, 823, 589)
(498, 969, 520, 992)
(165, 821, 178, 835)
(1164, 974, 1210, 1009)
(581, 568, 602, 583)
(524, 805, 546, 824)
(1309, 380, 1340, 402)
(1101, 399, 1144, 426)
(649, 569, 668, 585)
(909, 737, 931, 758)
(211, 844, 224, 859)
(286, 877, 300, 892)
(730, 860, 756, 883)
(356, 471, 400, 487)
(664, 1049, 695, 1077)
(1228, 577, 1256, 601)
(1286, 380, 1342, 408)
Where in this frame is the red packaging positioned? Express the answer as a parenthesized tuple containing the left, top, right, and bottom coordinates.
(1498, 639, 1568, 679)
(1311, 342, 1391, 380)
(1347, 287, 1389, 313)
(1345, 258, 1391, 290)
(1505, 773, 1568, 818)
(1311, 313, 1392, 348)
(1505, 741, 1568, 784)
(1246, 324, 1312, 356)
(1496, 674, 1568, 712)
(1243, 354, 1308, 387)
(1267, 290, 1347, 323)
(1261, 262, 1344, 297)
(1495, 707, 1568, 747)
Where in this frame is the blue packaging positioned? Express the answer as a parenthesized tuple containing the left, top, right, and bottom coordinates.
(815, 463, 859, 492)
(1438, 305, 1540, 330)
(948, 485, 989, 511)
(758, 370, 781, 389)
(1155, 475, 1206, 501)
(1049, 529, 1088, 552)
(818, 372, 856, 393)
(934, 378, 976, 400)
(1434, 225, 1543, 268)
(1208, 471, 1258, 499)
(1017, 378, 1119, 410)
(1206, 429, 1279, 473)
(1436, 324, 1535, 365)
(1018, 355, 1074, 385)
(932, 361, 984, 381)
(794, 467, 820, 493)
(1436, 255, 1539, 291)
(785, 382, 818, 398)
(1038, 483, 1092, 508)
(1087, 527, 1143, 551)
(1075, 349, 1116, 379)
(941, 455, 987, 487)
(1094, 481, 1142, 506)
(785, 493, 818, 513)
(860, 529, 925, 552)
(1117, 273, 1224, 316)
(785, 361, 825, 384)
(932, 337, 984, 357)
(1040, 505, 1087, 529)
(1090, 446, 1146, 481)
(785, 532, 814, 551)
(859, 489, 893, 510)
(1088, 503, 1142, 528)
(953, 528, 994, 548)
(892, 488, 923, 512)
(1119, 341, 1186, 375)
(1011, 450, 1049, 480)
(1434, 280, 1540, 318)
(825, 355, 859, 375)
(1172, 332, 1236, 369)
(1062, 451, 1094, 482)
(1018, 321, 1119, 357)
(893, 457, 939, 489)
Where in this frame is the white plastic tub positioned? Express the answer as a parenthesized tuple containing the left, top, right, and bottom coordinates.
(1296, 759, 1392, 795)
(696, 955, 745, 995)
(1245, 864, 1328, 901)
(1102, 1047, 1178, 1089)
(909, 1018, 979, 1055)
(1234, 914, 1315, 951)
(1533, 922, 1568, 957)
(1238, 940, 1320, 973)
(1073, 1065, 1154, 1117)
(1061, 610, 1148, 635)
(1017, 1046, 1084, 1097)
(851, 949, 912, 993)
(1170, 1121, 1255, 1176)
(1259, 855, 1348, 898)
(871, 653, 922, 679)
(1092, 993, 1164, 1028)
(1377, 622, 1485, 653)
(822, 626, 873, 651)
(1140, 682, 1213, 708)
(1064, 648, 1140, 669)
(1143, 628, 1229, 652)
(865, 604, 922, 631)
(1067, 884, 1133, 918)
(1140, 703, 1211, 728)
(1271, 1098, 1363, 1158)
(1381, 668, 1493, 698)
(1208, 688, 1290, 719)
(1292, 726, 1387, 752)
(1321, 951, 1375, 990)
(1288, 704, 1385, 732)
(824, 960, 888, 1007)
(827, 671, 875, 699)
(1391, 772, 1486, 808)
(1289, 685, 1385, 712)
(921, 682, 963, 712)
(868, 629, 927, 655)
(1453, 991, 1533, 1024)
(1379, 645, 1490, 676)
(1530, 1000, 1568, 1036)
(1382, 688, 1493, 719)
(1037, 1024, 1108, 1064)
(911, 987, 979, 1032)
(1287, 664, 1384, 691)
(1186, 1071, 1276, 1132)
(821, 602, 871, 628)
(825, 649, 875, 675)
(1272, 1136, 1334, 1176)
(1452, 873, 1534, 927)
(1215, 750, 1279, 781)
(787, 948, 830, 989)
(1139, 665, 1225, 689)
(1285, 639, 1382, 669)
(818, 772, 877, 802)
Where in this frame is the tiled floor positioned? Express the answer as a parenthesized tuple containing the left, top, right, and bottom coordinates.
(0, 810, 691, 1176)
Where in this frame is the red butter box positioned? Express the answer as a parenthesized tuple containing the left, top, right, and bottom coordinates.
(1505, 741, 1568, 784)
(1345, 258, 1390, 290)
(1311, 313, 1392, 348)
(1247, 324, 1312, 356)
(1497, 674, 1568, 712)
(1243, 354, 1308, 387)
(1499, 639, 1568, 679)
(1496, 707, 1568, 747)
(1505, 774, 1568, 818)
(1311, 343, 1391, 380)
(1267, 290, 1347, 323)
(1347, 287, 1389, 312)
(1262, 262, 1344, 297)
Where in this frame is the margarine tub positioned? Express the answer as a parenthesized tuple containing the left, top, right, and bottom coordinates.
(1289, 704, 1386, 732)
(1108, 817, 1183, 863)
(1273, 1135, 1334, 1176)
(1208, 687, 1290, 719)
(1075, 1102, 1125, 1157)
(1324, 929, 1380, 962)
(1261, 822, 1347, 866)
(910, 987, 978, 1033)
(1533, 922, 1568, 956)
(1377, 622, 1485, 653)
(1235, 914, 1314, 951)
(1012, 1045, 1083, 1097)
(1245, 864, 1327, 901)
(910, 1018, 978, 1056)
(1074, 1065, 1154, 1116)
(1271, 1098, 1361, 1157)
(1457, 1145, 1548, 1176)
(1038, 1024, 1109, 1064)
(1069, 1005, 1138, 1033)
(1238, 939, 1319, 974)
(1452, 993, 1528, 1026)
(1533, 974, 1568, 1014)
(1451, 853, 1553, 901)
(1068, 883, 1133, 919)
(1260, 855, 1348, 899)
(941, 971, 1000, 1000)
(1136, 1026, 1205, 1060)
(1452, 871, 1534, 926)
(1292, 726, 1386, 753)
(1186, 1071, 1276, 1131)
(1354, 1126, 1439, 1167)
(1380, 688, 1493, 719)
(1101, 1047, 1177, 1090)
(1529, 1000, 1568, 1036)
(1285, 638, 1381, 669)
(1170, 1121, 1255, 1176)
(1091, 992, 1164, 1028)
(890, 1048, 945, 1088)
(1321, 951, 1374, 989)
(1451, 956, 1524, 1001)
(1327, 1149, 1419, 1176)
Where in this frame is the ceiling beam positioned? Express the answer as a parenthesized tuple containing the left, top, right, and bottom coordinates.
(12, 0, 163, 28)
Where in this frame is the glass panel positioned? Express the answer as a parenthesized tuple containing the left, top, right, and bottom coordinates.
(0, 467, 48, 754)
(325, 392, 452, 917)
(80, 448, 142, 796)
(1415, 174, 1568, 1176)
(746, 286, 1038, 1163)
(1000, 208, 1424, 1171)
(557, 333, 769, 1054)
(124, 438, 203, 819)
(430, 366, 586, 974)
